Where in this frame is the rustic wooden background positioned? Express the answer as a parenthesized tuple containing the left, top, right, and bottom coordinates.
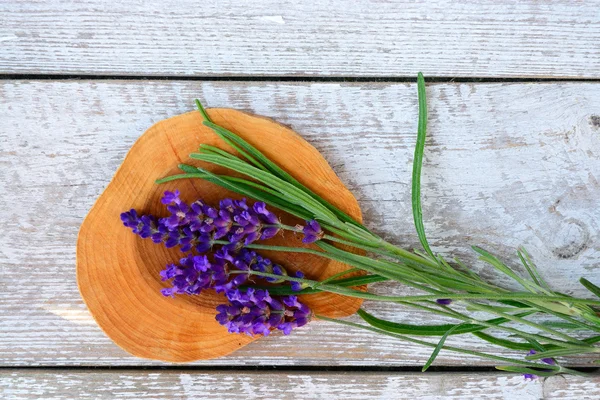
(1, 1, 599, 399)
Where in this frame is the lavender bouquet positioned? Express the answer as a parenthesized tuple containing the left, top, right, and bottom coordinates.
(120, 74, 600, 377)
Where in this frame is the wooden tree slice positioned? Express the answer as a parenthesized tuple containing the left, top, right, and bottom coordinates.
(77, 108, 364, 362)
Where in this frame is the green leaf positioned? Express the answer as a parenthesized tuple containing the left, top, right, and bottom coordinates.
(201, 119, 368, 230)
(497, 300, 532, 309)
(580, 278, 600, 299)
(472, 246, 539, 293)
(156, 170, 312, 221)
(199, 144, 243, 161)
(195, 99, 212, 123)
(357, 308, 535, 337)
(525, 338, 547, 354)
(178, 163, 201, 173)
(319, 315, 561, 370)
(202, 122, 268, 170)
(473, 332, 539, 351)
(584, 335, 600, 345)
(203, 120, 301, 188)
(495, 366, 559, 377)
(190, 152, 339, 222)
(518, 247, 551, 291)
(411, 72, 435, 260)
(194, 99, 271, 171)
(517, 248, 541, 287)
(540, 321, 584, 330)
(526, 347, 600, 360)
(422, 324, 464, 371)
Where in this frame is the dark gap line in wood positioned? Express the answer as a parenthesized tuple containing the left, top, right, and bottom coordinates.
(0, 365, 598, 374)
(0, 73, 599, 83)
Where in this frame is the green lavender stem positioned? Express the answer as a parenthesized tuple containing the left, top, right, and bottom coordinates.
(316, 315, 562, 371)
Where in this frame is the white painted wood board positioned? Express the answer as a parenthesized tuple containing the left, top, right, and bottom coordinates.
(2, 370, 600, 400)
(1, 1, 600, 78)
(0, 80, 599, 366)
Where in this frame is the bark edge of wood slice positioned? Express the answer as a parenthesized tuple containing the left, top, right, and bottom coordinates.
(76, 108, 365, 362)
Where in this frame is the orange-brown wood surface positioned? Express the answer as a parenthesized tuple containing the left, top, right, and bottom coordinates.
(76, 109, 363, 362)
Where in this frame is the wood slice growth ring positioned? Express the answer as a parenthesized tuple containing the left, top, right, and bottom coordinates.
(77, 108, 364, 362)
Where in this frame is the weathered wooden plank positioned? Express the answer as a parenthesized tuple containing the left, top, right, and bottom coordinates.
(0, 81, 599, 366)
(1, 1, 600, 78)
(2, 370, 599, 400)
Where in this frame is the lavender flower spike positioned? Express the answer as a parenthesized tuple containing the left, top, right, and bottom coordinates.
(159, 254, 229, 297)
(215, 289, 311, 336)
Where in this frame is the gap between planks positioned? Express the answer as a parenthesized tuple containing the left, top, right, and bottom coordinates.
(2, 74, 600, 83)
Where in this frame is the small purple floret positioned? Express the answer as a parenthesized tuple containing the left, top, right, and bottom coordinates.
(435, 299, 453, 305)
(253, 202, 280, 225)
(120, 209, 139, 228)
(302, 220, 323, 244)
(291, 271, 305, 292)
(528, 349, 555, 366)
(161, 190, 181, 205)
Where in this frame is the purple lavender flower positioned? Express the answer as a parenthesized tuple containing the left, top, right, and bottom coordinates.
(520, 350, 556, 380)
(161, 190, 181, 205)
(194, 232, 213, 253)
(186, 199, 208, 231)
(213, 209, 234, 239)
(159, 254, 229, 297)
(198, 205, 219, 233)
(253, 202, 280, 224)
(279, 295, 311, 334)
(230, 204, 281, 244)
(270, 264, 287, 283)
(214, 246, 236, 264)
(122, 191, 285, 250)
(123, 191, 311, 336)
(160, 263, 182, 281)
(302, 220, 324, 244)
(435, 299, 453, 305)
(528, 349, 555, 366)
(215, 288, 281, 335)
(234, 210, 262, 244)
(215, 289, 311, 336)
(120, 209, 140, 228)
(122, 209, 214, 253)
(120, 210, 159, 239)
(253, 202, 281, 240)
(291, 271, 306, 292)
(164, 201, 190, 230)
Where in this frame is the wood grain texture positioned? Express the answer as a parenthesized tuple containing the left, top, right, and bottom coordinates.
(2, 370, 600, 400)
(77, 108, 363, 362)
(1, 80, 599, 367)
(1, 0, 600, 78)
